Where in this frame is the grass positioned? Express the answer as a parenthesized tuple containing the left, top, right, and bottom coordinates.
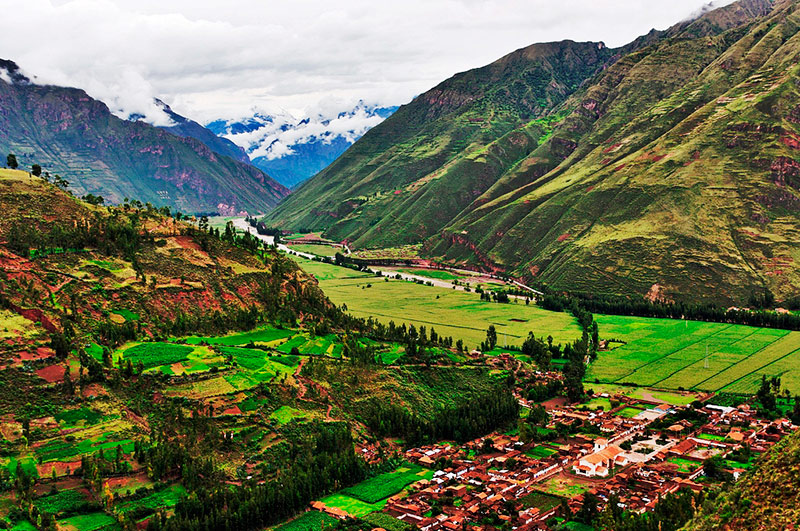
(394, 268, 464, 281)
(524, 446, 558, 459)
(587, 315, 800, 393)
(584, 383, 699, 406)
(270, 406, 309, 425)
(293, 255, 581, 347)
(341, 464, 432, 503)
(57, 512, 118, 531)
(276, 511, 338, 531)
(615, 407, 644, 418)
(288, 243, 340, 257)
(183, 326, 294, 346)
(697, 433, 726, 441)
(539, 476, 590, 498)
(318, 493, 384, 517)
(33, 489, 91, 515)
(119, 343, 193, 370)
(54, 407, 103, 427)
(668, 457, 701, 473)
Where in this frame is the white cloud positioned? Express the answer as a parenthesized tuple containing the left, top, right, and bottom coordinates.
(0, 0, 737, 123)
(217, 101, 389, 160)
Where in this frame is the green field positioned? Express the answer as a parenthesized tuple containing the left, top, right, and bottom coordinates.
(183, 326, 295, 346)
(288, 243, 340, 257)
(668, 457, 702, 473)
(276, 511, 338, 531)
(318, 493, 384, 517)
(393, 268, 464, 281)
(293, 256, 581, 348)
(57, 512, 118, 531)
(587, 315, 800, 393)
(341, 464, 432, 503)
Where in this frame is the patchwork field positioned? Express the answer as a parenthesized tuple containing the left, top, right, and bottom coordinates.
(587, 316, 800, 394)
(293, 256, 581, 348)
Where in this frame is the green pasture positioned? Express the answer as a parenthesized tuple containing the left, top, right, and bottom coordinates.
(587, 315, 800, 393)
(288, 243, 340, 257)
(341, 464, 432, 503)
(293, 256, 581, 347)
(221, 346, 298, 383)
(183, 326, 294, 346)
(668, 457, 701, 473)
(117, 342, 224, 374)
(318, 493, 384, 517)
(57, 512, 118, 531)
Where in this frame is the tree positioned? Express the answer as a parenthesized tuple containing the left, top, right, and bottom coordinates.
(6, 153, 18, 169)
(31, 164, 42, 177)
(486, 325, 498, 351)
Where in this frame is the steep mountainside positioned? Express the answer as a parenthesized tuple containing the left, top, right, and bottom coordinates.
(263, 40, 615, 230)
(155, 100, 251, 165)
(0, 61, 288, 215)
(266, 0, 800, 305)
(208, 104, 397, 188)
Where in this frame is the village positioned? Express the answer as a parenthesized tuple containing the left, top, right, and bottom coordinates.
(312, 367, 798, 530)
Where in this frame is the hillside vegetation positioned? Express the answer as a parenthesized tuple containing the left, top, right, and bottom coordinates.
(683, 429, 800, 530)
(266, 0, 800, 304)
(0, 61, 288, 215)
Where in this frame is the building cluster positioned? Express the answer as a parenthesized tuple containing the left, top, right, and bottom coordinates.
(337, 389, 798, 530)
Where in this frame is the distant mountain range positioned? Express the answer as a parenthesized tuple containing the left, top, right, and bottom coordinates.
(264, 0, 800, 305)
(0, 60, 288, 215)
(206, 104, 397, 188)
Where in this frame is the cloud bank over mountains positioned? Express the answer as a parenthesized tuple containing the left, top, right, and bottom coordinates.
(0, 0, 734, 125)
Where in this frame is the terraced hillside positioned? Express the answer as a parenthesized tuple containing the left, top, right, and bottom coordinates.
(266, 0, 800, 305)
(0, 61, 288, 214)
(0, 168, 321, 349)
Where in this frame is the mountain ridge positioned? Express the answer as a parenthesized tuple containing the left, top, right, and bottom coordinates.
(263, 0, 800, 305)
(0, 60, 288, 215)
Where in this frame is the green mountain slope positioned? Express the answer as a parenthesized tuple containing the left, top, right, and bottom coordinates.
(0, 61, 288, 215)
(263, 40, 616, 242)
(267, 0, 800, 305)
(682, 429, 800, 530)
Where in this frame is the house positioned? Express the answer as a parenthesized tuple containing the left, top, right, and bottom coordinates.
(573, 441, 628, 477)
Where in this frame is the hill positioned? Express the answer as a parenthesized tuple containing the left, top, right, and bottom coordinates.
(0, 168, 322, 349)
(683, 429, 800, 530)
(0, 61, 288, 215)
(264, 0, 800, 305)
(262, 39, 615, 226)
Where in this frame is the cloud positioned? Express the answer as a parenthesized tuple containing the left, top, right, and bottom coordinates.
(0, 0, 737, 123)
(217, 101, 390, 160)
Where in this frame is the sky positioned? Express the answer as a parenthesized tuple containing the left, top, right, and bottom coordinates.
(1, 0, 735, 125)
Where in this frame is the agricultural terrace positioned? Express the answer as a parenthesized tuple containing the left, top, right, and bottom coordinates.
(587, 315, 800, 394)
(292, 255, 582, 348)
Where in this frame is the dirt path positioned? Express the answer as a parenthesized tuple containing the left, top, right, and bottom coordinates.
(294, 357, 308, 399)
